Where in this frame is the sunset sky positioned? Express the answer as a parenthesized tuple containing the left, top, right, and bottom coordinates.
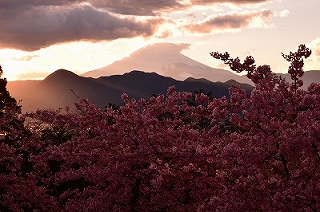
(0, 0, 319, 81)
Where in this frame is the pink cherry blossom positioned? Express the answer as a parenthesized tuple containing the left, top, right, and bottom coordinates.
(0, 44, 319, 211)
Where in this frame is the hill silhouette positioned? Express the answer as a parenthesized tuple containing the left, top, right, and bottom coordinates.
(8, 69, 253, 112)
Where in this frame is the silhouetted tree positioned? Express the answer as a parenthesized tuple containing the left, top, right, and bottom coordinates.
(0, 65, 21, 116)
(0, 65, 25, 148)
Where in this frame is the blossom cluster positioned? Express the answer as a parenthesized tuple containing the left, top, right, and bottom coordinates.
(0, 45, 319, 211)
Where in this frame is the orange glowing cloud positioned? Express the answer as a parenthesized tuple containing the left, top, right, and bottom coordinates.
(185, 10, 274, 33)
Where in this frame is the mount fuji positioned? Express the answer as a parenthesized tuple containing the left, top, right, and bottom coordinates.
(82, 43, 251, 84)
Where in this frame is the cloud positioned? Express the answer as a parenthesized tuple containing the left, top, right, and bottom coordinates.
(91, 0, 274, 16)
(0, 0, 277, 51)
(304, 37, 320, 71)
(15, 70, 52, 81)
(190, 0, 273, 5)
(13, 55, 40, 62)
(90, 0, 188, 16)
(0, 4, 164, 51)
(0, 0, 275, 17)
(277, 9, 290, 17)
(184, 10, 274, 33)
(0, 0, 187, 17)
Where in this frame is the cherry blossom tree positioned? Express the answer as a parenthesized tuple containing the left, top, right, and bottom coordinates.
(0, 45, 319, 211)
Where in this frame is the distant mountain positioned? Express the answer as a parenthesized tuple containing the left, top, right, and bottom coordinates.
(82, 43, 251, 84)
(82, 43, 320, 88)
(278, 70, 320, 89)
(8, 69, 252, 113)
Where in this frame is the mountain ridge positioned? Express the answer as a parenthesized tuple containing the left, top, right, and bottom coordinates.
(7, 68, 320, 113)
(8, 69, 253, 112)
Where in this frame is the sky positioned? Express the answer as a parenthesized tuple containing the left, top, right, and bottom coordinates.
(0, 0, 319, 81)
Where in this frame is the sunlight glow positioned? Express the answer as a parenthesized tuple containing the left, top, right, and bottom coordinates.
(1, 38, 155, 81)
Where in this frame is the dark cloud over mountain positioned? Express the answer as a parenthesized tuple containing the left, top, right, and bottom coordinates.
(0, 4, 163, 51)
(0, 0, 276, 51)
